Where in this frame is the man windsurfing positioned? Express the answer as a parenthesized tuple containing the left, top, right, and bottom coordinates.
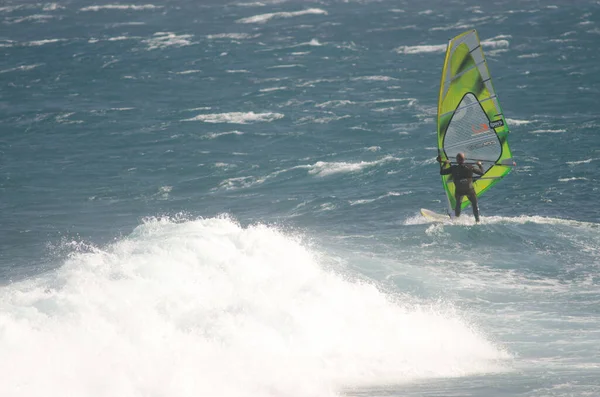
(437, 152, 484, 222)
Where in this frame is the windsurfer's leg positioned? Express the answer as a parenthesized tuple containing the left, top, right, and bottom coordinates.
(467, 190, 480, 222)
(454, 194, 464, 218)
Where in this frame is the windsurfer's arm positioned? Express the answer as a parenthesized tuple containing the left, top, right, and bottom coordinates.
(472, 161, 484, 176)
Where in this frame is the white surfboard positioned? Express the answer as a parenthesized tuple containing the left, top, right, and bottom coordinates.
(420, 208, 451, 223)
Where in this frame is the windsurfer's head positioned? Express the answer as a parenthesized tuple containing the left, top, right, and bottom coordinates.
(456, 152, 465, 164)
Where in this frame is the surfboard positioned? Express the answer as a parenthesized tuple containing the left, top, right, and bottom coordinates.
(423, 30, 516, 220)
(420, 208, 451, 223)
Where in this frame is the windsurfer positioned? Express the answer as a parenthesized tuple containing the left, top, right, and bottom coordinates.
(437, 153, 484, 222)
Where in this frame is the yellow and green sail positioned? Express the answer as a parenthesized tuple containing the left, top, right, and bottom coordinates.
(437, 30, 514, 212)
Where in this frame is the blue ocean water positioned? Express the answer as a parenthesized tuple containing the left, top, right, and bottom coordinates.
(2, 0, 600, 395)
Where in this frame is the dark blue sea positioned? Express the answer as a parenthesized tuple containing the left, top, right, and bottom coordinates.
(2, 0, 600, 395)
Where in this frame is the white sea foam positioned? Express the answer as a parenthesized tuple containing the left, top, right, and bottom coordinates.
(25, 38, 67, 46)
(218, 176, 260, 190)
(373, 107, 395, 112)
(152, 186, 172, 200)
(506, 118, 537, 126)
(296, 114, 351, 124)
(6, 14, 55, 23)
(0, 216, 509, 396)
(558, 177, 588, 182)
(254, 38, 322, 53)
(530, 129, 566, 134)
(110, 21, 146, 26)
(81, 4, 163, 11)
(395, 43, 447, 54)
(549, 38, 576, 43)
(259, 86, 287, 92)
(299, 38, 322, 46)
(481, 34, 512, 47)
(350, 191, 411, 206)
(315, 100, 354, 108)
(235, 1, 268, 6)
(43, 3, 64, 11)
(175, 70, 201, 75)
(518, 53, 541, 58)
(0, 64, 43, 74)
(203, 130, 245, 139)
(567, 158, 597, 166)
(143, 32, 194, 50)
(207, 33, 261, 39)
(369, 99, 412, 104)
(235, 0, 288, 6)
(429, 17, 482, 32)
(483, 41, 510, 56)
(268, 64, 305, 69)
(307, 156, 401, 177)
(297, 77, 340, 87)
(351, 75, 399, 82)
(90, 36, 140, 44)
(219, 156, 403, 190)
(318, 203, 336, 212)
(183, 111, 284, 124)
(55, 113, 83, 124)
(0, 5, 27, 12)
(236, 8, 327, 24)
(109, 36, 137, 41)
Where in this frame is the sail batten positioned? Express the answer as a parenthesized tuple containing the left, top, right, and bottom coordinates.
(445, 59, 487, 85)
(445, 133, 500, 150)
(439, 94, 498, 118)
(437, 30, 513, 212)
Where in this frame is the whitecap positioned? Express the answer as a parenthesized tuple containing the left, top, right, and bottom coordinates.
(143, 32, 194, 50)
(506, 118, 537, 126)
(530, 129, 566, 134)
(183, 111, 284, 124)
(307, 156, 401, 177)
(81, 4, 163, 11)
(558, 177, 588, 182)
(0, 64, 43, 74)
(203, 131, 245, 139)
(236, 8, 327, 24)
(206, 33, 261, 39)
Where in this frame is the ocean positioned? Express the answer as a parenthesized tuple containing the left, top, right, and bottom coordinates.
(1, 0, 600, 395)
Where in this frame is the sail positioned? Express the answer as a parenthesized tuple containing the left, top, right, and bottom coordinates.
(437, 30, 513, 212)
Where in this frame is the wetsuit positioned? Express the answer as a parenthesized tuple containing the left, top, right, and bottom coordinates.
(440, 163, 484, 222)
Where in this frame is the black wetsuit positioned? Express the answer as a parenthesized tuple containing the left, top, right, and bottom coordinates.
(440, 163, 484, 222)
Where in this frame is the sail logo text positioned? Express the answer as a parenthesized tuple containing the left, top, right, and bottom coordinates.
(489, 119, 504, 129)
(467, 140, 495, 151)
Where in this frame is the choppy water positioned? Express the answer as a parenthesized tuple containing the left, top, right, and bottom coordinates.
(2, 0, 600, 396)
